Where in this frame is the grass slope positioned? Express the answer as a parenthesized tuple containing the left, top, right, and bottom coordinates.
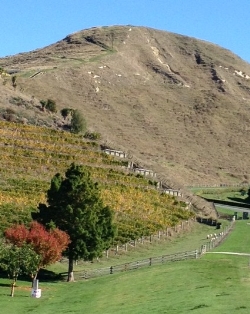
(1, 220, 250, 313)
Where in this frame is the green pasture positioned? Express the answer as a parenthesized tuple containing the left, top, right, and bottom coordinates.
(216, 205, 243, 219)
(49, 221, 222, 274)
(191, 186, 249, 204)
(1, 220, 250, 313)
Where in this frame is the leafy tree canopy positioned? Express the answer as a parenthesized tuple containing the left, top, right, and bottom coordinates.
(0, 241, 40, 297)
(4, 221, 70, 277)
(33, 163, 116, 281)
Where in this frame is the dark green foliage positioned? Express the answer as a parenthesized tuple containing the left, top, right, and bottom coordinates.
(33, 163, 116, 279)
(40, 100, 46, 109)
(11, 76, 17, 88)
(61, 108, 72, 120)
(148, 179, 158, 187)
(71, 109, 86, 134)
(46, 99, 57, 113)
(40, 99, 57, 113)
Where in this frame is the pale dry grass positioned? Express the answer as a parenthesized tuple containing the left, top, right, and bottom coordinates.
(1, 25, 250, 190)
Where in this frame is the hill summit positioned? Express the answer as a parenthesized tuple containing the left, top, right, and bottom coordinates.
(1, 25, 250, 187)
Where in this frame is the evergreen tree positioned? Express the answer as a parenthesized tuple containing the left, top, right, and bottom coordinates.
(33, 163, 116, 281)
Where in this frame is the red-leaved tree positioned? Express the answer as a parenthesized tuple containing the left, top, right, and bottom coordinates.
(4, 221, 70, 278)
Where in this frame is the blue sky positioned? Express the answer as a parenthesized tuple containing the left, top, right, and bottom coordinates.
(1, 1, 250, 62)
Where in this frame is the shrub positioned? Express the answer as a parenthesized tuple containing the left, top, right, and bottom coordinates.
(71, 110, 86, 134)
(84, 131, 101, 140)
(45, 99, 57, 113)
(61, 108, 72, 120)
(40, 99, 57, 113)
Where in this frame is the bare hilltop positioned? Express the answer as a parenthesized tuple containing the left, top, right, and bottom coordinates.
(1, 25, 250, 188)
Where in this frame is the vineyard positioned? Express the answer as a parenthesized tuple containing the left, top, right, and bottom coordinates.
(0, 120, 194, 242)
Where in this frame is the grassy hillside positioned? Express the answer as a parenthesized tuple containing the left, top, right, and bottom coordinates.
(1, 220, 249, 313)
(1, 26, 250, 188)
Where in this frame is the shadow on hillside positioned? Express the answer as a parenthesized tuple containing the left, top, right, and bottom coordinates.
(0, 269, 63, 284)
(227, 197, 250, 204)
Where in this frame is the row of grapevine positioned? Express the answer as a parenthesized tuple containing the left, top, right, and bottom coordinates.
(0, 120, 195, 242)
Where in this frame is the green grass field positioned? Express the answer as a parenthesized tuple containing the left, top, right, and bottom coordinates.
(1, 219, 250, 313)
(191, 186, 248, 203)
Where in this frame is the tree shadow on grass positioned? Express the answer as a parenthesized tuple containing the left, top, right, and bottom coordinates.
(0, 269, 63, 286)
(36, 268, 64, 282)
(0, 283, 10, 287)
(228, 197, 250, 205)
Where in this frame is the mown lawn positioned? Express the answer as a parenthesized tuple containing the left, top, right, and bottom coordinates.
(1, 220, 249, 314)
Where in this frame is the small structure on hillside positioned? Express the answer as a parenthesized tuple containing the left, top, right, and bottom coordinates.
(133, 167, 156, 177)
(162, 188, 182, 197)
(102, 148, 127, 158)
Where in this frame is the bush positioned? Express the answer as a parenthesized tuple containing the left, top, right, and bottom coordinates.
(61, 108, 72, 120)
(84, 131, 101, 140)
(45, 99, 57, 113)
(40, 99, 57, 113)
(71, 110, 86, 134)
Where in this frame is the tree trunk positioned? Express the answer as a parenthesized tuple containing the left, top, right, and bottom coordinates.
(67, 258, 74, 282)
(31, 271, 39, 288)
(10, 282, 15, 297)
(10, 277, 17, 297)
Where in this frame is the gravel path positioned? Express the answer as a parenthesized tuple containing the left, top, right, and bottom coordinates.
(207, 252, 250, 256)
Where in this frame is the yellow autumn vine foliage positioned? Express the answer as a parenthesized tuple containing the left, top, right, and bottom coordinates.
(0, 120, 194, 241)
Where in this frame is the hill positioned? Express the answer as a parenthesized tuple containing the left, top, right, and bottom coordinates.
(1, 25, 250, 189)
(0, 120, 198, 242)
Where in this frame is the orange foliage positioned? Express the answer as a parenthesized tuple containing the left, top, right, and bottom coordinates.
(5, 221, 70, 269)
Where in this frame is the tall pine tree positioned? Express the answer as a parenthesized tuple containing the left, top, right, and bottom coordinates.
(33, 163, 116, 281)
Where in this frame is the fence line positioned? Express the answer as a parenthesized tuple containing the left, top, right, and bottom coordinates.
(187, 183, 249, 188)
(200, 220, 235, 254)
(76, 250, 199, 280)
(105, 218, 195, 257)
(68, 219, 235, 280)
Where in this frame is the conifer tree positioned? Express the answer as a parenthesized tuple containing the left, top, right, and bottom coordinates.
(34, 163, 116, 281)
